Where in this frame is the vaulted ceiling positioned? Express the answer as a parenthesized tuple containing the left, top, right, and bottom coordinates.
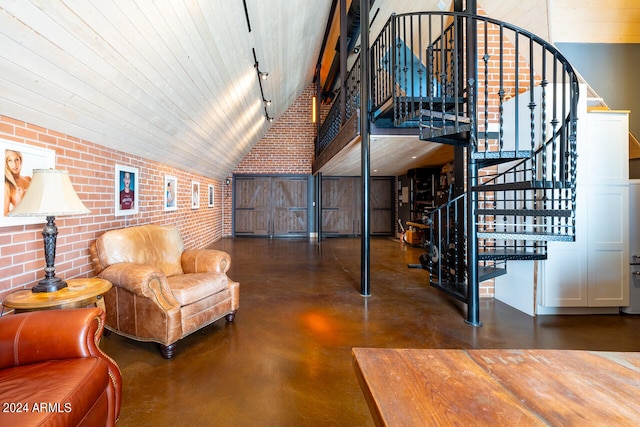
(1, 1, 639, 180)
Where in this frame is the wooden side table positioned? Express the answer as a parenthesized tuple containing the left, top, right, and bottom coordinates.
(2, 278, 112, 313)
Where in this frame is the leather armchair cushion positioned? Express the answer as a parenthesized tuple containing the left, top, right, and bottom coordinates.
(168, 272, 230, 306)
(0, 358, 110, 426)
(95, 224, 184, 277)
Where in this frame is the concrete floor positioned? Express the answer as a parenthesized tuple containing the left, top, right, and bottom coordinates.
(101, 237, 640, 426)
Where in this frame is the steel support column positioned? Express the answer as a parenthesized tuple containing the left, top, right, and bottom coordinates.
(360, 0, 371, 296)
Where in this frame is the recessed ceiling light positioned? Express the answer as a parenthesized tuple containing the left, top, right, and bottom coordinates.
(411, 156, 417, 159)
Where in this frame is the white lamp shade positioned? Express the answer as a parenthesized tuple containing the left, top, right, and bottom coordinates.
(7, 169, 90, 217)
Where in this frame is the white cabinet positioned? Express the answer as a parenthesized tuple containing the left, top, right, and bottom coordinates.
(537, 109, 629, 314)
(622, 181, 640, 313)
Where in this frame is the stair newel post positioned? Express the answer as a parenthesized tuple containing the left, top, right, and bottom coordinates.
(465, 8, 481, 326)
(466, 79, 481, 326)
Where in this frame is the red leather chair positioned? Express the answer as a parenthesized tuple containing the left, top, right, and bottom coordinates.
(0, 307, 122, 426)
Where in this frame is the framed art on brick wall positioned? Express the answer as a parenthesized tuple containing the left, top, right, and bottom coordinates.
(208, 184, 214, 207)
(191, 181, 200, 209)
(1, 139, 56, 227)
(114, 164, 139, 216)
(164, 175, 177, 211)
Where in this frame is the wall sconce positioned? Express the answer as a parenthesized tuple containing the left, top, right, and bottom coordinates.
(312, 95, 317, 124)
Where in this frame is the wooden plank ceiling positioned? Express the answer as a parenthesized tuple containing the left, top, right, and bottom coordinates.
(1, 1, 638, 179)
(0, 0, 331, 180)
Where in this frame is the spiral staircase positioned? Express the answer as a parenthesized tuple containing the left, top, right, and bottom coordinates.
(316, 11, 579, 325)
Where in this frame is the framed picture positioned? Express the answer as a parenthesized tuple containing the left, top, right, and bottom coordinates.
(114, 164, 139, 216)
(208, 184, 214, 207)
(164, 175, 177, 211)
(1, 139, 56, 227)
(191, 181, 200, 209)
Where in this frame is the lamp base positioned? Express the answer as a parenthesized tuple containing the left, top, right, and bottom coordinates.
(31, 277, 68, 293)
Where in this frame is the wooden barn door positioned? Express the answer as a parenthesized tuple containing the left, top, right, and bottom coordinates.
(272, 176, 308, 236)
(234, 176, 271, 236)
(234, 175, 308, 237)
(321, 176, 393, 236)
(321, 177, 359, 236)
(371, 177, 393, 235)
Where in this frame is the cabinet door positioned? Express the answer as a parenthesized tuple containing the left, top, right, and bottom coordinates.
(541, 241, 589, 306)
(540, 184, 589, 307)
(587, 185, 629, 306)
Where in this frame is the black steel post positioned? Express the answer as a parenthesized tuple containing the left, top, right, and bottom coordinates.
(465, 0, 481, 326)
(360, 0, 371, 296)
(317, 172, 322, 243)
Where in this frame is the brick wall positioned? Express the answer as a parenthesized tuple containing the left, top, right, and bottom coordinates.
(0, 115, 223, 303)
(222, 84, 317, 235)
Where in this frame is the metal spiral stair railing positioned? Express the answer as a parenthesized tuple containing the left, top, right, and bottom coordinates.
(370, 12, 579, 310)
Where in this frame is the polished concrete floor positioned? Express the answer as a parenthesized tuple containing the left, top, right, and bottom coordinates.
(101, 237, 640, 426)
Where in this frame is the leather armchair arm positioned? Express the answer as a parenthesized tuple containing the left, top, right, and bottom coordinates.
(182, 249, 232, 274)
(99, 262, 179, 310)
(0, 308, 122, 423)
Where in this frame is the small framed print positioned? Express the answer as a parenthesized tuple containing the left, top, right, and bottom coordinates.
(164, 175, 177, 211)
(208, 184, 214, 207)
(114, 164, 139, 216)
(1, 139, 56, 227)
(191, 181, 200, 209)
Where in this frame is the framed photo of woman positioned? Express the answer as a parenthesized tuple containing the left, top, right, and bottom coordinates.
(164, 175, 178, 211)
(114, 164, 139, 216)
(1, 139, 55, 227)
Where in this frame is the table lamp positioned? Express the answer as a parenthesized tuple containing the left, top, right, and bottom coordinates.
(8, 169, 90, 293)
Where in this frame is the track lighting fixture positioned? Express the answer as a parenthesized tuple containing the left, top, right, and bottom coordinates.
(252, 47, 273, 124)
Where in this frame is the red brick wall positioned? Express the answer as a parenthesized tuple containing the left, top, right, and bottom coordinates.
(0, 116, 223, 303)
(222, 84, 317, 235)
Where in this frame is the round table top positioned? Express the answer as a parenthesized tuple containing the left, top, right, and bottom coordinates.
(3, 277, 112, 310)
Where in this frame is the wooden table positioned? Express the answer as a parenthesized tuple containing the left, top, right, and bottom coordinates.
(3, 278, 111, 313)
(353, 348, 640, 426)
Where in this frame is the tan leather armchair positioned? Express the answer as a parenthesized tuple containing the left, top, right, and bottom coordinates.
(90, 224, 239, 358)
(0, 307, 122, 426)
